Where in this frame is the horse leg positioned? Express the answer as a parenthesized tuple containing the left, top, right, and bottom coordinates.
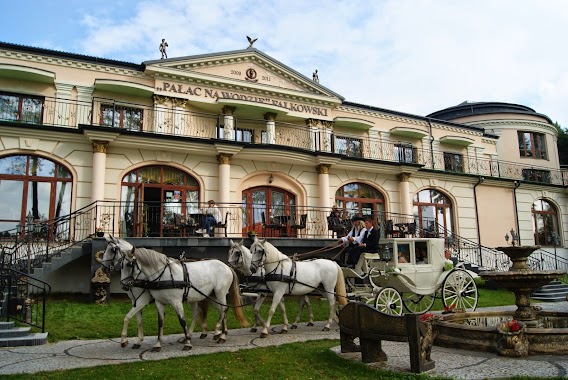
(198, 300, 209, 339)
(260, 290, 285, 338)
(153, 302, 166, 352)
(291, 295, 313, 329)
(251, 295, 266, 333)
(278, 299, 289, 334)
(129, 292, 153, 349)
(322, 291, 337, 332)
(210, 298, 225, 341)
(171, 302, 192, 351)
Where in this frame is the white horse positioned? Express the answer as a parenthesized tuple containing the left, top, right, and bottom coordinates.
(101, 237, 209, 349)
(106, 237, 248, 351)
(249, 237, 348, 338)
(228, 239, 314, 333)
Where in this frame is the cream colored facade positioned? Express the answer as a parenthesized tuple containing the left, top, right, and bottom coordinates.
(0, 41, 566, 259)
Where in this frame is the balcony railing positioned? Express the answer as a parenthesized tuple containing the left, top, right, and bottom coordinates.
(2, 96, 567, 185)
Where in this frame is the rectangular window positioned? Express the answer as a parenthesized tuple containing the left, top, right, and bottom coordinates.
(518, 131, 547, 159)
(100, 104, 143, 131)
(0, 92, 43, 124)
(394, 143, 416, 163)
(335, 136, 362, 157)
(443, 152, 464, 173)
(235, 128, 253, 143)
(522, 168, 551, 183)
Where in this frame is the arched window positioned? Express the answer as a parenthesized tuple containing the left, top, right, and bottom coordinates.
(532, 199, 559, 246)
(413, 189, 453, 237)
(334, 183, 385, 219)
(0, 155, 72, 231)
(121, 166, 199, 237)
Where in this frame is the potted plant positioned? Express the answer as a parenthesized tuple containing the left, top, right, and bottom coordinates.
(247, 230, 258, 239)
(95, 227, 104, 238)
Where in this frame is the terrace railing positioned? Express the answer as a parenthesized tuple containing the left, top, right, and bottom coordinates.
(2, 96, 567, 186)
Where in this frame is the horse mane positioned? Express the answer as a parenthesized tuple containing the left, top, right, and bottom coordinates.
(262, 241, 290, 262)
(132, 247, 168, 268)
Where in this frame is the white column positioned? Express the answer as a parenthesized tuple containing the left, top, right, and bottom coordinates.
(222, 106, 236, 140)
(317, 164, 331, 237)
(217, 154, 232, 205)
(91, 141, 108, 203)
(264, 112, 277, 144)
(172, 98, 187, 136)
(398, 172, 412, 215)
(75, 85, 94, 125)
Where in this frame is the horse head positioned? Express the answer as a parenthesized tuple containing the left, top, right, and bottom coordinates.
(249, 237, 267, 274)
(228, 239, 253, 276)
(101, 236, 135, 272)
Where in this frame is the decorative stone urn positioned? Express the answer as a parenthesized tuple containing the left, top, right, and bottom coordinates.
(496, 321, 528, 357)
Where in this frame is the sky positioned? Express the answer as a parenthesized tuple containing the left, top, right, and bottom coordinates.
(2, 0, 568, 127)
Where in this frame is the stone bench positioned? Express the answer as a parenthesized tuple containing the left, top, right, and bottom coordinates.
(339, 302, 435, 373)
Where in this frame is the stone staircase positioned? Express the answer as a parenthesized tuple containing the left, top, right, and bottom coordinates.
(531, 280, 568, 302)
(0, 321, 48, 347)
(31, 241, 91, 282)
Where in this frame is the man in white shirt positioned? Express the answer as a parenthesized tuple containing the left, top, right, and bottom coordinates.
(196, 200, 222, 237)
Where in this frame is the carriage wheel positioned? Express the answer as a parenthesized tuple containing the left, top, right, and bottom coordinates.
(374, 287, 403, 316)
(441, 269, 478, 312)
(402, 292, 436, 314)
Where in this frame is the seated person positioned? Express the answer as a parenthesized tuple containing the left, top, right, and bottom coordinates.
(345, 217, 379, 268)
(416, 243, 428, 264)
(397, 245, 410, 263)
(329, 206, 346, 235)
(337, 218, 365, 265)
(195, 200, 222, 237)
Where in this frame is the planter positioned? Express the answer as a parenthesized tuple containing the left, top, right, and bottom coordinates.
(96, 231, 104, 238)
(496, 322, 528, 357)
(247, 232, 258, 240)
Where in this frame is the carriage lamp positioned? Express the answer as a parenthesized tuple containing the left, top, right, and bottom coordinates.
(381, 245, 392, 261)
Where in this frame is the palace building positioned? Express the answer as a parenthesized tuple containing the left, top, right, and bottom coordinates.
(0, 41, 565, 292)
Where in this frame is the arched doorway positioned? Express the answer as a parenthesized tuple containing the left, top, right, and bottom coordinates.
(121, 166, 199, 237)
(242, 186, 296, 236)
(0, 154, 72, 232)
(413, 189, 454, 237)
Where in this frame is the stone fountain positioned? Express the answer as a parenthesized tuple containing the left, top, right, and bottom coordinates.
(434, 242, 567, 356)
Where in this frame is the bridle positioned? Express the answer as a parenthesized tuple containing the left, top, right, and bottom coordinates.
(250, 242, 266, 273)
(227, 245, 243, 269)
(100, 242, 124, 272)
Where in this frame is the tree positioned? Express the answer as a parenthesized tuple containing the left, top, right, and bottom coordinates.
(554, 122, 568, 165)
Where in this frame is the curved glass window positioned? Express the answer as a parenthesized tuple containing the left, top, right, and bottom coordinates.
(532, 199, 559, 246)
(413, 189, 453, 237)
(334, 183, 385, 220)
(0, 155, 72, 232)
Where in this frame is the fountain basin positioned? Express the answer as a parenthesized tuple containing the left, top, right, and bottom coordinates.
(435, 310, 568, 355)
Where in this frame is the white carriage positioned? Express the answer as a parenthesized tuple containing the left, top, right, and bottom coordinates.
(342, 238, 479, 316)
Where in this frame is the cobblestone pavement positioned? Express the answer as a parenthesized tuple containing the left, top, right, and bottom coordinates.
(0, 302, 566, 378)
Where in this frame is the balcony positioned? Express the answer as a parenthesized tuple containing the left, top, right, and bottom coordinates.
(1, 96, 567, 186)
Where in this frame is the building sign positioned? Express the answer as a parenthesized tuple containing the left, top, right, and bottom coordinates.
(155, 81, 330, 117)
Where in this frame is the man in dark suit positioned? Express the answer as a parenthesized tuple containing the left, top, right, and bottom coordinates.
(346, 217, 379, 268)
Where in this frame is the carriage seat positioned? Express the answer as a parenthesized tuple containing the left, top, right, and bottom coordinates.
(341, 252, 381, 279)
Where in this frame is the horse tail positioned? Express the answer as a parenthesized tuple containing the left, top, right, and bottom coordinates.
(197, 299, 209, 324)
(335, 264, 349, 306)
(228, 267, 249, 328)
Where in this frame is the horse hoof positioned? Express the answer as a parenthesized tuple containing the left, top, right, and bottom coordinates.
(213, 334, 220, 341)
(200, 333, 208, 339)
(291, 325, 298, 329)
(217, 338, 226, 344)
(121, 342, 128, 348)
(131, 344, 141, 350)
(280, 330, 288, 334)
(307, 322, 314, 327)
(322, 327, 330, 332)
(250, 328, 257, 333)
(182, 345, 193, 351)
(151, 347, 161, 352)
(260, 333, 268, 338)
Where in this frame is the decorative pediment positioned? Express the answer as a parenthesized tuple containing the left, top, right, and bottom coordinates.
(144, 49, 343, 103)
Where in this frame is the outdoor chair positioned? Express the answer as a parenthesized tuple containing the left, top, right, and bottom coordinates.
(211, 212, 229, 237)
(261, 211, 281, 237)
(290, 214, 307, 237)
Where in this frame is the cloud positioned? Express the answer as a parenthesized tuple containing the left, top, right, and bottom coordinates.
(73, 0, 568, 126)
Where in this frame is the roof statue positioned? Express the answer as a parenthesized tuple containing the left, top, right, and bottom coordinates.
(159, 38, 168, 59)
(313, 69, 319, 83)
(246, 36, 258, 49)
